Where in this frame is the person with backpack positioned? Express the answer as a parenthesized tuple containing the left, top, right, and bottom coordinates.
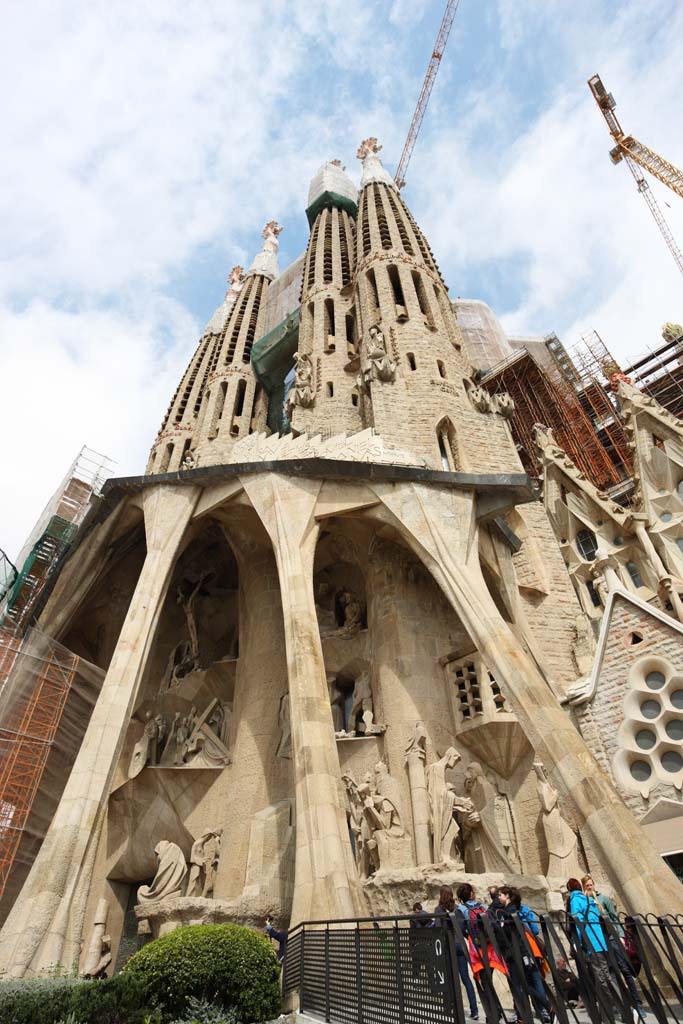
(434, 885, 479, 1019)
(566, 878, 627, 1021)
(496, 886, 552, 1023)
(456, 883, 510, 1020)
(582, 875, 644, 1017)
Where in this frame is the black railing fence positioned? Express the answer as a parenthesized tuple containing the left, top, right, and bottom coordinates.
(283, 911, 683, 1024)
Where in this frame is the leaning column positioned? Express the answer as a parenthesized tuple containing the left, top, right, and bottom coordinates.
(0, 483, 199, 976)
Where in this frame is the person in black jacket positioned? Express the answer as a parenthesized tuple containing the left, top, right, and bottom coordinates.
(434, 885, 479, 1020)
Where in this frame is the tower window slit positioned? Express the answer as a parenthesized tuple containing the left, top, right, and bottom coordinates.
(386, 189, 414, 254)
(407, 352, 416, 371)
(226, 287, 250, 364)
(234, 378, 247, 417)
(250, 383, 262, 433)
(326, 382, 334, 398)
(360, 192, 371, 256)
(307, 217, 321, 290)
(388, 264, 406, 309)
(339, 217, 351, 284)
(323, 211, 333, 284)
(437, 359, 446, 379)
(324, 298, 335, 339)
(243, 279, 263, 362)
(367, 268, 380, 311)
(374, 186, 393, 249)
(438, 432, 450, 470)
(412, 270, 430, 319)
(351, 391, 359, 407)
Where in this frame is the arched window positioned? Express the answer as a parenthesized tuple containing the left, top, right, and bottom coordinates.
(436, 419, 459, 471)
(437, 359, 446, 379)
(576, 528, 598, 561)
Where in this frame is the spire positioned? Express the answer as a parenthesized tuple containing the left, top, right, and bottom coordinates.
(306, 159, 358, 225)
(356, 137, 397, 191)
(204, 265, 245, 335)
(246, 221, 283, 281)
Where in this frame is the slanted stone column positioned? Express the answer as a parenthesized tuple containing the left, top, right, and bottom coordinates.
(370, 479, 683, 913)
(0, 483, 199, 976)
(242, 474, 359, 924)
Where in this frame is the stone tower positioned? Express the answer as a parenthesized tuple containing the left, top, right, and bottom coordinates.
(1, 141, 681, 979)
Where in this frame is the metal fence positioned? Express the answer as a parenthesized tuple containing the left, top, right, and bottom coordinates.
(283, 911, 683, 1024)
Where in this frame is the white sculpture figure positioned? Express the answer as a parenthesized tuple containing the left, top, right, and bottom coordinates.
(533, 761, 582, 879)
(286, 352, 315, 412)
(363, 325, 396, 384)
(128, 712, 161, 779)
(181, 450, 196, 470)
(276, 692, 292, 759)
(328, 675, 345, 733)
(349, 671, 381, 735)
(370, 762, 406, 836)
(184, 700, 232, 767)
(186, 829, 223, 897)
(137, 841, 188, 905)
(427, 747, 470, 866)
(343, 772, 379, 879)
(80, 898, 111, 978)
(462, 762, 514, 874)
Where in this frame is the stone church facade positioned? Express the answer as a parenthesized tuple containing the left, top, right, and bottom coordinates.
(1, 141, 682, 978)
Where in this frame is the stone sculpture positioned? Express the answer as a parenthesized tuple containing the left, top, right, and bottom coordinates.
(128, 712, 165, 779)
(184, 700, 232, 767)
(328, 674, 346, 733)
(335, 589, 362, 637)
(276, 692, 292, 759)
(492, 782, 522, 872)
(465, 378, 492, 413)
(343, 772, 379, 879)
(427, 747, 471, 866)
(533, 761, 582, 879)
(181, 450, 196, 470)
(493, 392, 515, 418)
(137, 841, 188, 906)
(80, 898, 111, 978)
(462, 761, 514, 873)
(662, 322, 683, 342)
(358, 762, 412, 874)
(177, 574, 212, 670)
(349, 671, 382, 734)
(186, 829, 223, 897)
(286, 352, 315, 412)
(362, 325, 396, 385)
(404, 722, 431, 865)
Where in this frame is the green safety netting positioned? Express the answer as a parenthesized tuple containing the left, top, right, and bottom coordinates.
(1, 515, 78, 628)
(251, 307, 300, 434)
(305, 190, 358, 228)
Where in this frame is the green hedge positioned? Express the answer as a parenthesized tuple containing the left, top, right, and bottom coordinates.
(124, 923, 281, 1021)
(0, 973, 157, 1024)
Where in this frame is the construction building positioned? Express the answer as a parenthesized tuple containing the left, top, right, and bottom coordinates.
(0, 145, 681, 980)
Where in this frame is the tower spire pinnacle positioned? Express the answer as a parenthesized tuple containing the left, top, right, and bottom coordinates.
(246, 220, 283, 281)
(204, 264, 245, 335)
(356, 137, 397, 190)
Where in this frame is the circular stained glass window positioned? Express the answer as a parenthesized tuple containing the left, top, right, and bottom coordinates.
(630, 760, 652, 782)
(665, 719, 683, 741)
(672, 690, 683, 710)
(646, 671, 666, 690)
(641, 700, 661, 719)
(635, 729, 656, 750)
(661, 512, 673, 523)
(661, 751, 683, 774)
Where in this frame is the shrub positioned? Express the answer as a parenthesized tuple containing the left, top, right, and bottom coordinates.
(125, 924, 280, 1021)
(0, 973, 160, 1024)
(168, 995, 238, 1024)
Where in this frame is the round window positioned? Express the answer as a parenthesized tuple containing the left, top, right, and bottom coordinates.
(665, 719, 683, 742)
(630, 760, 652, 782)
(645, 671, 666, 690)
(640, 700, 661, 720)
(635, 729, 656, 750)
(661, 512, 673, 523)
(671, 690, 683, 710)
(660, 751, 683, 774)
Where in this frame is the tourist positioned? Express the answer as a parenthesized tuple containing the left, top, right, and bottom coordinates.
(566, 878, 625, 1020)
(409, 900, 434, 983)
(488, 885, 500, 904)
(554, 955, 580, 1007)
(264, 915, 287, 963)
(496, 886, 552, 1024)
(582, 875, 644, 1016)
(434, 884, 479, 1020)
(456, 882, 509, 1021)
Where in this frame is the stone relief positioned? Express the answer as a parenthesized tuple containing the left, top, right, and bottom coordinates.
(359, 325, 396, 389)
(404, 722, 430, 866)
(336, 589, 362, 637)
(286, 352, 315, 413)
(533, 761, 582, 879)
(426, 747, 472, 867)
(186, 829, 223, 898)
(276, 692, 292, 759)
(128, 712, 166, 779)
(491, 777, 522, 872)
(344, 762, 411, 877)
(461, 761, 514, 873)
(128, 698, 232, 776)
(137, 841, 188, 906)
(80, 898, 111, 978)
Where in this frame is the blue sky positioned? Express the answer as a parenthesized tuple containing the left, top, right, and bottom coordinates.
(1, 0, 682, 558)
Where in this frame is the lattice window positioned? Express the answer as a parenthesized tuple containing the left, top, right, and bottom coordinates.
(490, 672, 506, 712)
(453, 662, 482, 719)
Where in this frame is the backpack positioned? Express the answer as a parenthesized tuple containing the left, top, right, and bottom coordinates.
(466, 901, 489, 941)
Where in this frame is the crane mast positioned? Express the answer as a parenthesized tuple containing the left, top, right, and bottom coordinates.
(588, 73, 683, 279)
(394, 0, 460, 190)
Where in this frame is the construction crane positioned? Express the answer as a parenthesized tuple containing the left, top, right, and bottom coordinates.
(394, 0, 461, 190)
(587, 74, 683, 278)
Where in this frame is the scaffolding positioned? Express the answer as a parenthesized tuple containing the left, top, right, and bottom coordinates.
(481, 343, 631, 493)
(1, 446, 115, 632)
(0, 626, 102, 914)
(570, 330, 634, 479)
(622, 331, 683, 419)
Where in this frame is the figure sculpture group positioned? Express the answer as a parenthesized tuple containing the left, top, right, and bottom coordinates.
(127, 698, 232, 778)
(137, 831, 223, 908)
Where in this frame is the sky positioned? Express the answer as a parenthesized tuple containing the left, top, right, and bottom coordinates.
(1, 0, 682, 560)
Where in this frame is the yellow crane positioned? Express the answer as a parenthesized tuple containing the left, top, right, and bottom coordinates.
(588, 74, 683, 278)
